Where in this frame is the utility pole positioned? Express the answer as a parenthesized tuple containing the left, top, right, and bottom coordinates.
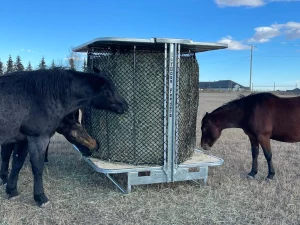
(249, 45, 255, 92)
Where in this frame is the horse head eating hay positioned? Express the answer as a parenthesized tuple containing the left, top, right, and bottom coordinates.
(201, 92, 300, 181)
(0, 67, 128, 207)
(0, 109, 98, 188)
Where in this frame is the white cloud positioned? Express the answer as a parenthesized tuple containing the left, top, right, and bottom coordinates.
(248, 22, 300, 43)
(278, 22, 300, 39)
(248, 26, 281, 43)
(219, 21, 300, 50)
(215, 0, 300, 7)
(269, 0, 300, 2)
(218, 36, 250, 50)
(215, 0, 265, 7)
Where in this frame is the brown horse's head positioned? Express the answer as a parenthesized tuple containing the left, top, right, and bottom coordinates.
(200, 112, 222, 150)
(56, 110, 98, 156)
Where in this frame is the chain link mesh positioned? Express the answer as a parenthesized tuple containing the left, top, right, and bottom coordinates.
(83, 47, 198, 165)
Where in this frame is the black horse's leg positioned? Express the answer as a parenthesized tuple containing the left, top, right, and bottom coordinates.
(258, 135, 275, 180)
(1, 144, 15, 185)
(247, 136, 260, 178)
(44, 141, 50, 163)
(27, 136, 50, 207)
(6, 141, 28, 199)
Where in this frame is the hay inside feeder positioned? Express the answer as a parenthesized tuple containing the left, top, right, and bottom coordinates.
(83, 49, 199, 165)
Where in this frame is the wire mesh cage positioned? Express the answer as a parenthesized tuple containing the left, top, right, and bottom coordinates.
(82, 45, 199, 166)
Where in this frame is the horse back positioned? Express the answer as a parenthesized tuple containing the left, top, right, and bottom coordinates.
(250, 95, 300, 142)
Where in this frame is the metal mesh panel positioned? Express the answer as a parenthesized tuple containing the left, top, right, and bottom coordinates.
(176, 53, 199, 164)
(83, 47, 199, 165)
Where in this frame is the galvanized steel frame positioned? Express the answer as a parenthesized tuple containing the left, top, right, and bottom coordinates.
(73, 42, 224, 193)
(73, 145, 223, 194)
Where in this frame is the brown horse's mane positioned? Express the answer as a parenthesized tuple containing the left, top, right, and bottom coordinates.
(212, 92, 277, 114)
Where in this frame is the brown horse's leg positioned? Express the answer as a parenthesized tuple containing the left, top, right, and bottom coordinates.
(247, 136, 259, 178)
(257, 135, 275, 180)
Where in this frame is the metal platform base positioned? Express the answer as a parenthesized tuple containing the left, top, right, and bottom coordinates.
(73, 146, 224, 194)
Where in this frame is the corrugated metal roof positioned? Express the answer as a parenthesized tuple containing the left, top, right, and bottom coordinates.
(72, 37, 228, 53)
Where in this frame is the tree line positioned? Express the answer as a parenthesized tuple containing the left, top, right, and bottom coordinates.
(0, 55, 88, 75)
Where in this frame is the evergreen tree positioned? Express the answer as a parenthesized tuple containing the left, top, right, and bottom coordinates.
(14, 55, 24, 71)
(82, 58, 88, 72)
(6, 55, 14, 74)
(50, 59, 56, 69)
(38, 56, 47, 69)
(0, 60, 3, 75)
(69, 57, 75, 70)
(26, 61, 33, 71)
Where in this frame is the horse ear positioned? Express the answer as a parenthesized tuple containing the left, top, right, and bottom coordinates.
(205, 112, 209, 116)
(93, 67, 101, 74)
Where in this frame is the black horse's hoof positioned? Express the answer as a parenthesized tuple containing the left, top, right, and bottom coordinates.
(6, 188, 19, 199)
(247, 174, 255, 180)
(7, 194, 20, 201)
(266, 177, 273, 182)
(0, 179, 8, 186)
(247, 171, 257, 179)
(34, 193, 49, 207)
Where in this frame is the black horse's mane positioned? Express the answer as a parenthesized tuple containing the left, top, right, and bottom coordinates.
(4, 68, 78, 102)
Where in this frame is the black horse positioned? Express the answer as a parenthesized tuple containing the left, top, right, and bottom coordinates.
(0, 109, 98, 187)
(0, 67, 128, 207)
(201, 92, 300, 181)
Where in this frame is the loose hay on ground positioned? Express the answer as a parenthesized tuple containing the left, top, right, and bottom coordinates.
(1, 92, 300, 224)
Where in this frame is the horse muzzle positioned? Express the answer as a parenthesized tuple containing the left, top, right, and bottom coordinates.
(201, 144, 211, 151)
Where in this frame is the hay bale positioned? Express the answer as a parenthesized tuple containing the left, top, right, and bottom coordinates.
(177, 55, 199, 163)
(83, 50, 199, 165)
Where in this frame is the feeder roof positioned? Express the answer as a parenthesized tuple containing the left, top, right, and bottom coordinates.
(72, 37, 228, 53)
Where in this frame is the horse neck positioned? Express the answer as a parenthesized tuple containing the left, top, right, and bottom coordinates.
(66, 98, 92, 115)
(212, 105, 244, 130)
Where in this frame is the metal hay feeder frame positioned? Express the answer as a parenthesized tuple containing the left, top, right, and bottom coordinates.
(72, 37, 227, 193)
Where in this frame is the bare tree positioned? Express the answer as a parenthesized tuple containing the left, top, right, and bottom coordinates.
(50, 59, 56, 69)
(55, 58, 68, 68)
(68, 57, 75, 70)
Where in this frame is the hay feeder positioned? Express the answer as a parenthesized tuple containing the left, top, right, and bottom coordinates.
(72, 37, 227, 193)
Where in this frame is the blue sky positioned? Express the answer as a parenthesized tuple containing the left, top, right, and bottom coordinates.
(0, 0, 300, 90)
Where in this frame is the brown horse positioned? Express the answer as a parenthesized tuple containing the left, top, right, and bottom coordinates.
(201, 92, 300, 180)
(0, 109, 98, 187)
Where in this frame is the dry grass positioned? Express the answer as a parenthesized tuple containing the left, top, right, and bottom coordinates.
(1, 92, 300, 224)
